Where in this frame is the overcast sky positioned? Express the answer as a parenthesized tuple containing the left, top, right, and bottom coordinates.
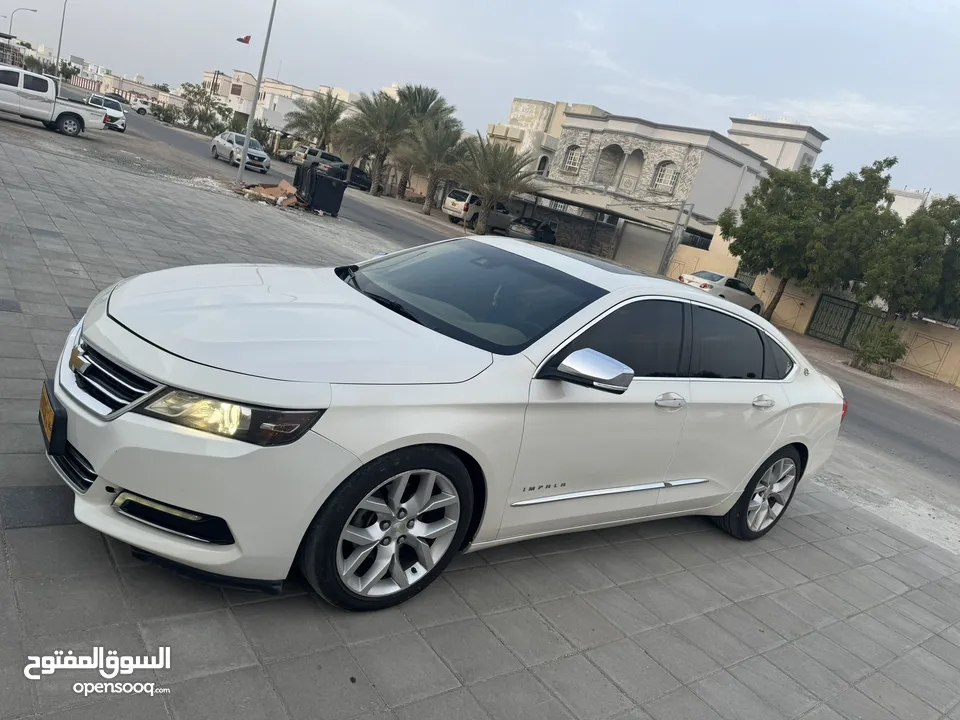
(13, 0, 956, 194)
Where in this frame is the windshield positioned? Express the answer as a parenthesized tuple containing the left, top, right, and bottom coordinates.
(693, 270, 724, 282)
(348, 239, 606, 354)
(234, 136, 262, 150)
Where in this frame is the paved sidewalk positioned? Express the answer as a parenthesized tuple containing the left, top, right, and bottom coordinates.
(3, 145, 960, 720)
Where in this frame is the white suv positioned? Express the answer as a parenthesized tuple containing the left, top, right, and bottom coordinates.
(442, 189, 481, 224)
(132, 98, 151, 115)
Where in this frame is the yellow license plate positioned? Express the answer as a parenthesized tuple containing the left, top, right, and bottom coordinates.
(40, 383, 55, 442)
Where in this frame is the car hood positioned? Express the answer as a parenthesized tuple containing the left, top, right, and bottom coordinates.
(107, 264, 493, 385)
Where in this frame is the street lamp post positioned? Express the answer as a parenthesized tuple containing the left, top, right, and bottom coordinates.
(236, 0, 278, 185)
(54, 0, 68, 76)
(8, 7, 37, 43)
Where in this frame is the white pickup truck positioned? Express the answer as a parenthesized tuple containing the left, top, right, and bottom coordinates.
(0, 63, 110, 137)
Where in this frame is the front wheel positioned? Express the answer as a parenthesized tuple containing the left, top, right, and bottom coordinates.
(298, 446, 474, 611)
(211, 146, 219, 160)
(714, 446, 801, 540)
(229, 152, 236, 166)
(56, 114, 81, 137)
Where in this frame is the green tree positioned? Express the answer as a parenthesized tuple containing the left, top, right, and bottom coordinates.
(859, 209, 944, 318)
(283, 91, 347, 150)
(251, 118, 272, 147)
(396, 117, 466, 215)
(805, 158, 899, 290)
(57, 61, 77, 80)
(394, 85, 455, 199)
(18, 41, 32, 49)
(718, 166, 822, 320)
(338, 91, 411, 197)
(179, 82, 231, 135)
(456, 134, 537, 234)
(22, 55, 42, 73)
(151, 82, 170, 92)
(926, 196, 960, 319)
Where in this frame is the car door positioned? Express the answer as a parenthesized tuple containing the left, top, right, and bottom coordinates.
(19, 72, 53, 118)
(659, 303, 790, 515)
(0, 68, 20, 114)
(719, 278, 750, 309)
(499, 297, 691, 540)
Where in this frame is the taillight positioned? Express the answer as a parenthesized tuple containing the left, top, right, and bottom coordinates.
(841, 398, 848, 422)
(103, 114, 110, 123)
(463, 202, 469, 212)
(700, 283, 713, 289)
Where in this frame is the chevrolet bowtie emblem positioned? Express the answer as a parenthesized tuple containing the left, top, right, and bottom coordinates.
(69, 345, 91, 375)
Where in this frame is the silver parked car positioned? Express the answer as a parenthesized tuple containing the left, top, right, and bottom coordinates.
(679, 270, 764, 314)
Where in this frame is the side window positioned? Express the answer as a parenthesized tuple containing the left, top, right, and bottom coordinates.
(762, 335, 795, 380)
(558, 300, 684, 378)
(691, 306, 764, 379)
(23, 75, 49, 93)
(90, 97, 102, 107)
(0, 70, 18, 87)
(724, 279, 739, 289)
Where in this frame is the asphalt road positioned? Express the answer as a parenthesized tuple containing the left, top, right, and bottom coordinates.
(830, 367, 960, 482)
(124, 113, 450, 249)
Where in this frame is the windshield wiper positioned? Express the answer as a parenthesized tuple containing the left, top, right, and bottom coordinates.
(361, 292, 423, 326)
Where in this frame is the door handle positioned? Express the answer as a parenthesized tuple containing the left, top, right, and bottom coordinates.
(655, 392, 687, 409)
(752, 395, 776, 409)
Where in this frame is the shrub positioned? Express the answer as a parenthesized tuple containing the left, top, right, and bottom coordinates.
(151, 104, 182, 125)
(851, 322, 907, 377)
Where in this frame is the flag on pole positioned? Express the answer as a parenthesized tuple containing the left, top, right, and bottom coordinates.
(236, 35, 251, 44)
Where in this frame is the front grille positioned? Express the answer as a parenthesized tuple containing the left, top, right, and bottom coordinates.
(53, 442, 97, 493)
(74, 341, 158, 414)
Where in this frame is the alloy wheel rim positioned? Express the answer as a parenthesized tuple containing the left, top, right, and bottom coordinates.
(747, 458, 796, 532)
(64, 119, 78, 134)
(337, 469, 460, 597)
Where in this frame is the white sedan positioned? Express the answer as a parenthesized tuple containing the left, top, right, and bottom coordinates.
(680, 270, 764, 314)
(40, 237, 844, 611)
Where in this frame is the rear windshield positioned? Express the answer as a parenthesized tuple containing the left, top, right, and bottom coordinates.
(693, 271, 724, 282)
(349, 239, 606, 354)
(448, 190, 470, 202)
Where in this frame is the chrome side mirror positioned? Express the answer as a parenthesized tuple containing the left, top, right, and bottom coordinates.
(543, 348, 634, 394)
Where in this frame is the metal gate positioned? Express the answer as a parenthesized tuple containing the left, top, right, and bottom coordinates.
(807, 294, 885, 349)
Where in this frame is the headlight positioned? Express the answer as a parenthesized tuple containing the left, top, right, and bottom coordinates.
(136, 390, 323, 446)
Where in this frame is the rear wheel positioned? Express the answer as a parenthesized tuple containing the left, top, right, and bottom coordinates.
(449, 216, 461, 224)
(137, 108, 147, 115)
(298, 446, 473, 611)
(56, 114, 82, 137)
(714, 447, 801, 540)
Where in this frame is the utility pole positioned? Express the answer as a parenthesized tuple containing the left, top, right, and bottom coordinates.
(54, 0, 67, 76)
(236, 0, 278, 185)
(9, 8, 37, 49)
(207, 69, 220, 103)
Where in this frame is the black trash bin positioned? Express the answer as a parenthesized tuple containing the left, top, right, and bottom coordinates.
(297, 166, 347, 217)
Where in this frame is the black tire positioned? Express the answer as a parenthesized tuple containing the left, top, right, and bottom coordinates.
(260, 168, 268, 174)
(714, 446, 802, 540)
(229, 151, 236, 166)
(751, 305, 762, 314)
(298, 446, 474, 611)
(56, 114, 82, 137)
(211, 146, 219, 160)
(449, 216, 461, 224)
(137, 108, 147, 115)
(118, 127, 126, 134)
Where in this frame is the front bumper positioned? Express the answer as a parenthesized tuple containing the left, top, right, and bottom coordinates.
(48, 324, 360, 582)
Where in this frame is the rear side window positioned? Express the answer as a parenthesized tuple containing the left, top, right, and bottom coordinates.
(691, 306, 764, 379)
(560, 299, 684, 378)
(23, 75, 49, 93)
(762, 335, 795, 380)
(0, 70, 18, 87)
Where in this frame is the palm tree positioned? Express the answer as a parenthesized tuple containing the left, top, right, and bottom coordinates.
(457, 134, 538, 234)
(398, 117, 466, 215)
(338, 92, 411, 197)
(395, 85, 456, 199)
(283, 91, 346, 151)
